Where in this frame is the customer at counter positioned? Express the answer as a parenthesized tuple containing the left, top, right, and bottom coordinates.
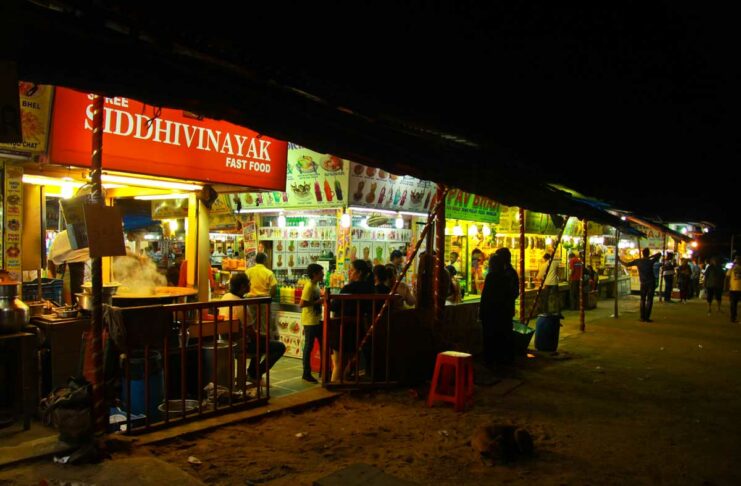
(219, 273, 286, 383)
(479, 249, 519, 367)
(246, 253, 278, 298)
(300, 264, 324, 383)
(389, 250, 405, 276)
(536, 253, 560, 314)
(385, 264, 416, 308)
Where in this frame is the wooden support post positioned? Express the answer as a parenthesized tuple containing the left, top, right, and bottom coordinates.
(526, 216, 569, 324)
(614, 229, 620, 318)
(580, 219, 588, 332)
(519, 207, 526, 322)
(89, 94, 106, 434)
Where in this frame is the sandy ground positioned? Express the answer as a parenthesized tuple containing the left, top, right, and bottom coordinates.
(2, 296, 740, 485)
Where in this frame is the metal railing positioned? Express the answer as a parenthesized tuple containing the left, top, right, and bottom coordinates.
(321, 293, 398, 388)
(111, 297, 272, 434)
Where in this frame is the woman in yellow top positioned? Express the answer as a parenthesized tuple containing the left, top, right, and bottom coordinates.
(300, 264, 325, 382)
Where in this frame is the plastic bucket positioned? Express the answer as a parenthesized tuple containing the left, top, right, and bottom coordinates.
(121, 350, 164, 419)
(512, 320, 535, 356)
(535, 314, 562, 352)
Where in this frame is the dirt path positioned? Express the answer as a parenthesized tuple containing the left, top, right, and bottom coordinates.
(3, 297, 740, 485)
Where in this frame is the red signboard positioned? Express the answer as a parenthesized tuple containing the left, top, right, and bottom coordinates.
(49, 88, 287, 191)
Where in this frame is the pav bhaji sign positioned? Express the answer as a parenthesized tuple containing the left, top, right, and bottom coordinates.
(50, 88, 287, 190)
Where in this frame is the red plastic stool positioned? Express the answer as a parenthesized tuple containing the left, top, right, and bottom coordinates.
(427, 351, 474, 412)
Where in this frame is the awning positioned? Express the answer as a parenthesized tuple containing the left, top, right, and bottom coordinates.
(624, 216, 692, 242)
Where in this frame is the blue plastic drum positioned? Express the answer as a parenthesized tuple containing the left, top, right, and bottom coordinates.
(535, 314, 562, 352)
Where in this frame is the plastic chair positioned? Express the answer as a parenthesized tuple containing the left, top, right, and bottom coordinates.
(427, 351, 474, 412)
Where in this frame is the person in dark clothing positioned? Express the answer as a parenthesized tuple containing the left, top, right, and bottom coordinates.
(479, 249, 520, 366)
(373, 264, 391, 294)
(621, 248, 662, 322)
(661, 253, 676, 302)
(676, 259, 692, 303)
(329, 259, 375, 382)
(704, 256, 726, 314)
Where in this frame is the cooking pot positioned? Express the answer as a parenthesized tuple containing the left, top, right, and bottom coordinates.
(0, 281, 30, 334)
(76, 292, 113, 311)
(53, 306, 79, 319)
(27, 300, 50, 317)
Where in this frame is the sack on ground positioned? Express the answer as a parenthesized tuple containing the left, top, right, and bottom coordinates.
(39, 376, 93, 444)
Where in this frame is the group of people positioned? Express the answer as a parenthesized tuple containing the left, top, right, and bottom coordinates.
(620, 250, 741, 323)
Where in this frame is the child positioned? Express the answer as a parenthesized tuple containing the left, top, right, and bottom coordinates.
(300, 264, 325, 382)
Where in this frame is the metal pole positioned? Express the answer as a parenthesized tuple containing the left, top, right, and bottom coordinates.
(613, 229, 620, 318)
(580, 220, 588, 332)
(89, 94, 106, 435)
(659, 232, 667, 301)
(519, 207, 526, 322)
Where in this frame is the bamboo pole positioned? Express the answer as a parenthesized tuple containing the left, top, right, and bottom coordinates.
(519, 208, 526, 322)
(659, 232, 667, 301)
(579, 220, 588, 332)
(89, 94, 106, 434)
(433, 184, 446, 324)
(525, 216, 569, 324)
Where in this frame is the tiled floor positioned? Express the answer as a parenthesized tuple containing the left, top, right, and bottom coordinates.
(266, 357, 321, 398)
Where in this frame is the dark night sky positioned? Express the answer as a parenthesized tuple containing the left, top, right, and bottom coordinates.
(13, 2, 740, 230)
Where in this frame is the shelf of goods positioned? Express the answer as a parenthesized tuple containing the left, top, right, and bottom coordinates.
(350, 228, 412, 266)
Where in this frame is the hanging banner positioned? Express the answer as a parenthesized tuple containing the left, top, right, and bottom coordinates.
(0, 82, 53, 156)
(445, 188, 501, 224)
(349, 162, 434, 212)
(50, 88, 288, 190)
(236, 144, 349, 209)
(3, 162, 23, 280)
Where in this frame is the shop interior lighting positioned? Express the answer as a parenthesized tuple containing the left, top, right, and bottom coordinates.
(308, 218, 317, 229)
(238, 208, 279, 214)
(703, 227, 709, 233)
(298, 221, 305, 228)
(444, 226, 452, 236)
(621, 216, 627, 221)
(23, 174, 84, 188)
(341, 213, 351, 228)
(681, 227, 688, 234)
(482, 224, 491, 237)
(101, 174, 202, 191)
(690, 241, 699, 249)
(135, 193, 190, 200)
(398, 211, 429, 218)
(453, 224, 464, 236)
(60, 180, 75, 199)
(349, 206, 397, 216)
(277, 212, 287, 228)
(362, 217, 370, 229)
(545, 237, 553, 246)
(468, 224, 478, 236)
(395, 213, 404, 229)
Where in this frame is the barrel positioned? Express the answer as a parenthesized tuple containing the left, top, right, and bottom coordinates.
(534, 314, 562, 352)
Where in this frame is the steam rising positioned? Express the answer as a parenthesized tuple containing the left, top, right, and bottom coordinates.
(112, 255, 166, 295)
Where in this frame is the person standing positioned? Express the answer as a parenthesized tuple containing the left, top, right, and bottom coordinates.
(536, 253, 560, 314)
(389, 250, 405, 276)
(676, 258, 692, 303)
(727, 255, 741, 323)
(704, 256, 725, 315)
(470, 248, 486, 295)
(300, 264, 324, 383)
(246, 252, 278, 298)
(661, 252, 676, 303)
(620, 249, 662, 322)
(479, 249, 519, 367)
(568, 252, 584, 310)
(689, 258, 701, 298)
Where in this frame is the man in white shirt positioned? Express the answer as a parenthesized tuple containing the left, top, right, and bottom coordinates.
(218, 273, 285, 384)
(536, 253, 560, 314)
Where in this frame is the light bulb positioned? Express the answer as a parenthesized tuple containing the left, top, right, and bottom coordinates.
(308, 218, 316, 228)
(468, 224, 478, 236)
(341, 213, 351, 228)
(545, 237, 553, 246)
(278, 213, 286, 228)
(453, 225, 463, 236)
(395, 214, 403, 229)
(299, 221, 305, 228)
(362, 217, 369, 229)
(482, 225, 491, 237)
(61, 182, 74, 199)
(445, 226, 452, 236)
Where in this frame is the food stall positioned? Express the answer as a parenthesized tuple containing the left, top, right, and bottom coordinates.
(11, 86, 288, 402)
(228, 147, 432, 359)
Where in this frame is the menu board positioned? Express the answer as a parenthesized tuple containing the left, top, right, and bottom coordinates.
(3, 162, 22, 280)
(349, 163, 434, 212)
(236, 144, 349, 209)
(275, 310, 304, 359)
(0, 82, 53, 156)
